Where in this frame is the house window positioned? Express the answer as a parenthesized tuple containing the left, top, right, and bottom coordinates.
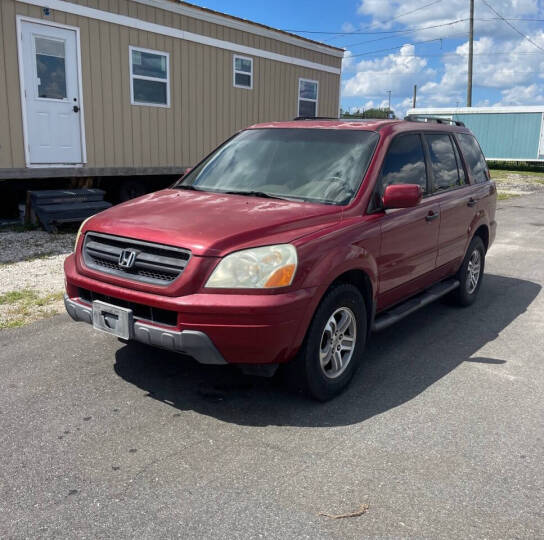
(233, 55, 253, 89)
(298, 78, 318, 117)
(129, 46, 169, 107)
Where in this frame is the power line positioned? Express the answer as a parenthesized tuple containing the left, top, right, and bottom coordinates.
(283, 17, 544, 36)
(283, 0, 444, 37)
(347, 38, 444, 59)
(480, 0, 544, 53)
(384, 0, 444, 24)
(342, 19, 467, 48)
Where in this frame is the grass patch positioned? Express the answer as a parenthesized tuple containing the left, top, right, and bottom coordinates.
(0, 318, 26, 330)
(0, 289, 38, 305)
(490, 168, 544, 179)
(497, 192, 520, 201)
(0, 289, 64, 329)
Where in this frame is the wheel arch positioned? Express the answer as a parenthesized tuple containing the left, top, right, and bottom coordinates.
(473, 223, 489, 252)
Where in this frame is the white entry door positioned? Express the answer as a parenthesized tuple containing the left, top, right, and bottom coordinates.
(19, 20, 84, 165)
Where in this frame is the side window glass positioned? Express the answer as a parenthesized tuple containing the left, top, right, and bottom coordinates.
(381, 134, 427, 196)
(451, 136, 466, 185)
(426, 134, 460, 192)
(457, 133, 488, 183)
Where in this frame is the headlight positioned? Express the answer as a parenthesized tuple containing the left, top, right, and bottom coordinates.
(206, 244, 298, 289)
(74, 217, 91, 251)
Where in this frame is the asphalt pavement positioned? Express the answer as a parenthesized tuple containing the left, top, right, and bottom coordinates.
(1, 193, 543, 539)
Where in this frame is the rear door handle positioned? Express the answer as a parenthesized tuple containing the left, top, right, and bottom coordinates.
(467, 197, 477, 207)
(425, 211, 440, 222)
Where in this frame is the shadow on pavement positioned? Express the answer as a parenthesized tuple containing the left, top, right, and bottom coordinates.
(114, 273, 540, 427)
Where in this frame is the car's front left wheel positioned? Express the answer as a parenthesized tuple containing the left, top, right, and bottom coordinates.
(286, 283, 367, 401)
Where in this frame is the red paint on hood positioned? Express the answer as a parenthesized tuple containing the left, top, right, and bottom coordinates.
(84, 189, 343, 256)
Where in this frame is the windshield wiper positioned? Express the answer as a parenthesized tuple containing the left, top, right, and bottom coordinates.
(223, 190, 293, 201)
(174, 184, 202, 191)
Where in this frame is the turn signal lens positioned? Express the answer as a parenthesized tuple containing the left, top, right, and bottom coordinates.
(264, 264, 296, 288)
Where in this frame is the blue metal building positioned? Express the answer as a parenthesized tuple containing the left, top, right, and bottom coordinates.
(406, 106, 544, 162)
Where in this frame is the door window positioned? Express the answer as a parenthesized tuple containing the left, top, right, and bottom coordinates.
(381, 134, 428, 195)
(34, 35, 67, 99)
(425, 134, 463, 192)
(457, 133, 489, 183)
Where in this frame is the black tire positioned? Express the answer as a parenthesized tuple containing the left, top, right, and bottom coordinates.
(285, 283, 367, 401)
(451, 235, 485, 307)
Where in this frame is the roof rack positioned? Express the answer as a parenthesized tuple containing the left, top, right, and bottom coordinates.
(404, 115, 465, 127)
(293, 116, 339, 121)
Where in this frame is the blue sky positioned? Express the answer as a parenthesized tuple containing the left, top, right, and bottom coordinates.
(190, 0, 544, 116)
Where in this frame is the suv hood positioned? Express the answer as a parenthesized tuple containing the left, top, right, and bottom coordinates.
(86, 189, 343, 256)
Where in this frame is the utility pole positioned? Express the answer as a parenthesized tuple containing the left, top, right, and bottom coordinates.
(467, 0, 474, 107)
(386, 90, 392, 111)
(412, 85, 417, 109)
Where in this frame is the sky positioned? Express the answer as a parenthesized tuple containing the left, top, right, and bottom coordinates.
(189, 0, 544, 117)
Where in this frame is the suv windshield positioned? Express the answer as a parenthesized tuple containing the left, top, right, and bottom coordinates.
(175, 128, 379, 205)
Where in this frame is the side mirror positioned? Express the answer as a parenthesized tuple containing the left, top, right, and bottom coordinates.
(184, 167, 192, 176)
(383, 184, 422, 209)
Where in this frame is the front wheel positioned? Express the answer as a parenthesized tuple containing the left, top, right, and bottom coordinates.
(285, 284, 367, 401)
(451, 235, 486, 306)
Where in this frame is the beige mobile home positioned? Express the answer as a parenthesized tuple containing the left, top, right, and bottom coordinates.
(0, 0, 343, 209)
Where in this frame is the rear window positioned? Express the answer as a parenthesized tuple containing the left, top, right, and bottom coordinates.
(425, 134, 464, 192)
(457, 133, 488, 183)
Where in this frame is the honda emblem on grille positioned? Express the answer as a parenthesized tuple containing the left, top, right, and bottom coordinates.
(118, 248, 137, 269)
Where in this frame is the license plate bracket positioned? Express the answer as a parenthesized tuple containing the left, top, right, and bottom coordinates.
(92, 300, 133, 340)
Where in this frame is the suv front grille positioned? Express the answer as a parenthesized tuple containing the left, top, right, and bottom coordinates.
(82, 232, 191, 286)
(79, 288, 177, 326)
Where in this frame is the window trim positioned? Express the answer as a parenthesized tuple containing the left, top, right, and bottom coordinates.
(233, 54, 253, 89)
(298, 78, 319, 117)
(129, 45, 170, 108)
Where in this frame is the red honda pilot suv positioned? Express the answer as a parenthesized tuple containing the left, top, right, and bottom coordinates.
(64, 117, 497, 400)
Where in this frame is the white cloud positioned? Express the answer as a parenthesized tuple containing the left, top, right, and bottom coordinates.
(343, 44, 435, 98)
(342, 0, 544, 110)
(496, 84, 544, 105)
(341, 21, 356, 33)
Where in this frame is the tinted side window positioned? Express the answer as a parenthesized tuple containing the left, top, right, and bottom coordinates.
(457, 133, 488, 183)
(426, 134, 461, 192)
(381, 134, 427, 195)
(451, 137, 466, 185)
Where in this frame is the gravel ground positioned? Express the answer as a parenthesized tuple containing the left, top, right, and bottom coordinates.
(490, 170, 544, 195)
(0, 230, 75, 264)
(0, 230, 75, 328)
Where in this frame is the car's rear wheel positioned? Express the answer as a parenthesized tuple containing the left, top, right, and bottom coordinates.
(451, 235, 485, 306)
(286, 284, 367, 401)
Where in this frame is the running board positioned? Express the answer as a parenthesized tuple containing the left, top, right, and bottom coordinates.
(372, 279, 460, 332)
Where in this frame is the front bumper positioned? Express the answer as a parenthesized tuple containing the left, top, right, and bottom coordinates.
(64, 295, 227, 364)
(64, 254, 316, 365)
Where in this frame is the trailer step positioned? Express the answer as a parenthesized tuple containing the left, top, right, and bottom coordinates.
(372, 279, 460, 332)
(29, 189, 112, 232)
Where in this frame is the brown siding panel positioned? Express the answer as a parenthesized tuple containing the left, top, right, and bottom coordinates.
(5, 0, 340, 173)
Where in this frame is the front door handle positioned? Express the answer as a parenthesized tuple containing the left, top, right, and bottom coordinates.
(425, 211, 440, 222)
(467, 197, 477, 207)
(73, 105, 80, 113)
